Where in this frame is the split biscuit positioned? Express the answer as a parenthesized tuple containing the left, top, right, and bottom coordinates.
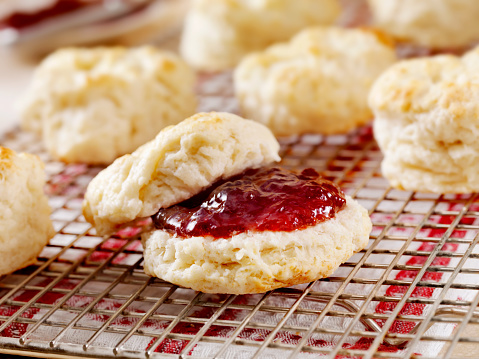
(83, 112, 371, 294)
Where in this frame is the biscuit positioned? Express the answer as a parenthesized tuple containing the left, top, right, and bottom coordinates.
(0, 147, 54, 275)
(19, 46, 197, 164)
(83, 112, 372, 294)
(368, 0, 479, 48)
(142, 196, 371, 294)
(369, 47, 479, 193)
(180, 0, 341, 71)
(234, 27, 397, 136)
(82, 112, 281, 236)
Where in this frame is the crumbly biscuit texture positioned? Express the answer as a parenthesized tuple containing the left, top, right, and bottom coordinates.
(180, 0, 341, 71)
(368, 0, 479, 48)
(0, 147, 54, 275)
(20, 46, 197, 164)
(370, 47, 479, 193)
(142, 196, 371, 294)
(83, 112, 280, 236)
(234, 27, 397, 136)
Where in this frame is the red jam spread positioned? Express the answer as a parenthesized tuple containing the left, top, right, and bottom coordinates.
(152, 167, 346, 239)
(0, 0, 100, 30)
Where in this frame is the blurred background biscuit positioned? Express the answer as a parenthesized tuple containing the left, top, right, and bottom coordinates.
(19, 46, 197, 164)
(0, 146, 54, 275)
(235, 26, 397, 136)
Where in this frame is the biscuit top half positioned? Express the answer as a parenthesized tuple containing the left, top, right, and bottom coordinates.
(82, 112, 281, 236)
(0, 146, 55, 246)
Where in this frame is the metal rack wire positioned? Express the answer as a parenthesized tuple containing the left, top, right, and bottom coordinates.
(1, 72, 479, 359)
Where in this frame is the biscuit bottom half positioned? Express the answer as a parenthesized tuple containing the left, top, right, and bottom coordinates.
(141, 196, 371, 294)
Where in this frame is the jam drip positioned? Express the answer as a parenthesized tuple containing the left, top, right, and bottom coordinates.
(152, 167, 346, 239)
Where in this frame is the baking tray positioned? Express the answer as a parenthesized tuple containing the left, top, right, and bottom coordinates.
(1, 71, 479, 359)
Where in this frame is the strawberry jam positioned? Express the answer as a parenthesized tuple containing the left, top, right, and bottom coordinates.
(152, 167, 346, 239)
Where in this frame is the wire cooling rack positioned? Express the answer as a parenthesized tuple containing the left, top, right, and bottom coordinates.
(1, 71, 479, 359)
